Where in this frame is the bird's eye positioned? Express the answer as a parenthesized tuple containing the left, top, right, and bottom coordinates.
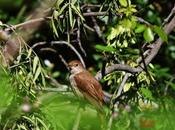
(75, 63, 78, 66)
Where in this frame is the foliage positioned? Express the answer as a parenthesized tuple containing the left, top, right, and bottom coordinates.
(0, 0, 175, 129)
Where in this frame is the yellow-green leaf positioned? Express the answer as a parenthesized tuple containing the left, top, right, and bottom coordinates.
(69, 4, 73, 28)
(51, 18, 58, 37)
(33, 56, 39, 74)
(33, 66, 41, 82)
(119, 0, 127, 7)
(143, 27, 154, 42)
(71, 4, 84, 21)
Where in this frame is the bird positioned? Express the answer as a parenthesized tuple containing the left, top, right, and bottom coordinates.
(68, 60, 105, 109)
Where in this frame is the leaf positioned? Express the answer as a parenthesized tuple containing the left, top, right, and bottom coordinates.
(33, 66, 41, 82)
(95, 45, 116, 52)
(0, 67, 14, 115)
(56, 0, 64, 7)
(143, 27, 154, 42)
(69, 4, 73, 28)
(33, 56, 39, 74)
(135, 24, 146, 33)
(153, 25, 168, 42)
(40, 93, 101, 130)
(27, 48, 32, 59)
(57, 3, 69, 16)
(51, 18, 59, 37)
(71, 4, 84, 21)
(140, 87, 153, 100)
(165, 81, 175, 90)
(119, 0, 127, 7)
(53, 10, 59, 20)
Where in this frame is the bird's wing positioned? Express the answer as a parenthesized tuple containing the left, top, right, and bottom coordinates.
(73, 71, 104, 104)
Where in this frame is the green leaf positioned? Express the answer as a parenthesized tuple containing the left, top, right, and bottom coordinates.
(33, 66, 41, 82)
(56, 3, 69, 16)
(56, 0, 64, 7)
(0, 67, 14, 116)
(165, 81, 175, 90)
(140, 87, 153, 99)
(153, 25, 168, 42)
(119, 0, 127, 7)
(40, 93, 101, 130)
(53, 10, 59, 20)
(143, 27, 154, 42)
(69, 4, 73, 28)
(27, 48, 32, 59)
(51, 18, 59, 37)
(33, 56, 39, 74)
(135, 24, 146, 33)
(95, 45, 116, 52)
(71, 4, 84, 21)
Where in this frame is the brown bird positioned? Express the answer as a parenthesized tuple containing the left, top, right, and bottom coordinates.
(68, 60, 104, 109)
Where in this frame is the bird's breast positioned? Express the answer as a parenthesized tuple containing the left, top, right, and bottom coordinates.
(69, 74, 83, 97)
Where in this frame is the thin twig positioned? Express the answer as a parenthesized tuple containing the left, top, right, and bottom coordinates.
(116, 73, 130, 97)
(5, 17, 51, 31)
(58, 54, 69, 70)
(136, 16, 151, 26)
(51, 41, 86, 68)
(4, 11, 108, 31)
(77, 17, 87, 56)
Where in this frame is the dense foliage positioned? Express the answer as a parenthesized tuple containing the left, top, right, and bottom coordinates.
(0, 0, 175, 129)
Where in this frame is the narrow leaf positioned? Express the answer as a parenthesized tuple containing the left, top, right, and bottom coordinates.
(33, 56, 39, 74)
(33, 66, 41, 82)
(71, 4, 84, 21)
(69, 4, 73, 28)
(57, 3, 69, 16)
(95, 45, 116, 52)
(56, 0, 64, 7)
(51, 18, 59, 37)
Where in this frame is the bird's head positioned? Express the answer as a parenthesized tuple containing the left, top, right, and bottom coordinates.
(68, 60, 85, 74)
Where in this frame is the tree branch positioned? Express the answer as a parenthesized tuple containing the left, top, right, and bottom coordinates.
(95, 4, 175, 81)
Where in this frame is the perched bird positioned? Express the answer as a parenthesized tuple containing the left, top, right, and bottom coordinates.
(68, 60, 104, 109)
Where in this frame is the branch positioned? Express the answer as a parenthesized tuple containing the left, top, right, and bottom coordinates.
(96, 4, 175, 80)
(51, 41, 86, 68)
(95, 64, 140, 80)
(32, 41, 85, 68)
(0, 0, 52, 66)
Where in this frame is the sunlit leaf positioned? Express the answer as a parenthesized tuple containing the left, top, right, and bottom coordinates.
(119, 0, 127, 7)
(53, 10, 59, 20)
(33, 66, 41, 82)
(51, 18, 59, 37)
(56, 3, 69, 16)
(69, 5, 73, 28)
(71, 4, 84, 21)
(143, 27, 154, 42)
(56, 0, 64, 8)
(33, 56, 39, 74)
(26, 48, 32, 59)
